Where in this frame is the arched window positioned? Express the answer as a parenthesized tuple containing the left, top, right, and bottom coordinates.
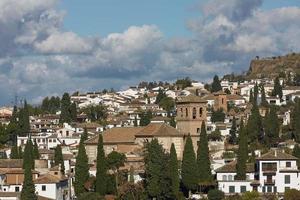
(222, 98, 224, 104)
(192, 107, 196, 119)
(180, 108, 183, 117)
(199, 107, 203, 117)
(186, 108, 188, 117)
(222, 175, 227, 181)
(228, 175, 233, 181)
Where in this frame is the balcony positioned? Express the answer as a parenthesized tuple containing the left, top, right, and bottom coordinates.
(264, 180, 275, 185)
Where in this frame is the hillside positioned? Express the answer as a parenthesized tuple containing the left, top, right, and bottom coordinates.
(247, 53, 300, 79)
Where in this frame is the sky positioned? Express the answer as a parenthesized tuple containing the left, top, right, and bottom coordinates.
(0, 0, 300, 105)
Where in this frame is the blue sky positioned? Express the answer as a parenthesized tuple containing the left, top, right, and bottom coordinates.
(59, 0, 300, 37)
(0, 0, 300, 105)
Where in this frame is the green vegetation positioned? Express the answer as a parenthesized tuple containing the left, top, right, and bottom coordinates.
(54, 145, 65, 174)
(211, 109, 225, 123)
(236, 120, 248, 180)
(95, 134, 107, 195)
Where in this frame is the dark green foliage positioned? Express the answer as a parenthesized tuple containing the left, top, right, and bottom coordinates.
(118, 182, 146, 200)
(95, 134, 107, 195)
(181, 135, 198, 192)
(139, 110, 152, 126)
(106, 174, 117, 194)
(211, 75, 222, 92)
(33, 140, 40, 159)
(10, 143, 19, 159)
(170, 116, 176, 128)
(106, 151, 126, 189)
(208, 129, 222, 141)
(23, 139, 34, 169)
(224, 88, 231, 94)
(246, 105, 263, 142)
(228, 117, 237, 145)
(249, 89, 254, 105)
(197, 123, 212, 183)
(284, 189, 300, 200)
(19, 100, 30, 136)
(211, 109, 225, 123)
(236, 120, 248, 180)
(77, 192, 104, 200)
(253, 83, 259, 106)
(144, 139, 172, 199)
(292, 144, 300, 170)
(292, 99, 300, 142)
(60, 93, 72, 123)
(18, 146, 23, 159)
(81, 105, 108, 122)
(159, 97, 175, 115)
(175, 77, 192, 89)
(41, 96, 61, 114)
(272, 77, 283, 99)
(207, 189, 225, 200)
(133, 117, 138, 127)
(260, 85, 268, 107)
(0, 124, 9, 145)
(74, 135, 90, 196)
(70, 102, 77, 122)
(169, 143, 179, 197)
(264, 106, 280, 147)
(155, 89, 167, 104)
(54, 145, 65, 174)
(20, 166, 37, 200)
(81, 127, 88, 142)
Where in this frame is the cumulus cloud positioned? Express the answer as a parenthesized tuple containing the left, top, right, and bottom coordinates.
(0, 0, 300, 104)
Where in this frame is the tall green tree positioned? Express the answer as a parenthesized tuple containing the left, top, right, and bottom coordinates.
(253, 83, 259, 106)
(18, 146, 23, 159)
(247, 105, 263, 143)
(228, 117, 237, 145)
(144, 139, 172, 199)
(21, 163, 37, 200)
(74, 135, 90, 195)
(10, 143, 19, 159)
(260, 85, 268, 107)
(70, 102, 77, 122)
(211, 109, 225, 123)
(81, 127, 88, 142)
(197, 122, 212, 183)
(211, 75, 222, 92)
(264, 106, 280, 147)
(95, 134, 107, 195)
(292, 144, 300, 170)
(0, 124, 9, 144)
(292, 99, 300, 142)
(181, 135, 198, 194)
(272, 77, 283, 99)
(33, 140, 40, 159)
(60, 93, 72, 123)
(139, 110, 152, 126)
(22, 138, 34, 169)
(170, 116, 176, 128)
(106, 151, 126, 192)
(236, 120, 248, 180)
(54, 145, 65, 174)
(169, 143, 179, 198)
(249, 89, 254, 105)
(155, 88, 167, 104)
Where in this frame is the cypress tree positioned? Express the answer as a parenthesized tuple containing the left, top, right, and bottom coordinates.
(60, 93, 72, 123)
(10, 143, 19, 159)
(272, 77, 283, 99)
(253, 83, 259, 106)
(292, 144, 300, 169)
(133, 116, 138, 127)
(247, 105, 263, 142)
(249, 89, 254, 105)
(74, 135, 90, 195)
(70, 102, 77, 122)
(33, 140, 40, 159)
(197, 122, 212, 183)
(211, 75, 222, 92)
(23, 138, 34, 169)
(21, 163, 37, 200)
(54, 145, 65, 174)
(260, 85, 268, 107)
(169, 143, 179, 197)
(170, 116, 176, 128)
(18, 146, 23, 159)
(181, 135, 198, 194)
(228, 117, 237, 145)
(292, 99, 300, 142)
(81, 127, 88, 142)
(22, 100, 30, 134)
(264, 106, 280, 147)
(95, 134, 107, 195)
(236, 120, 248, 180)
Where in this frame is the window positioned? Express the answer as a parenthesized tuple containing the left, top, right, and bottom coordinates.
(286, 162, 291, 168)
(285, 175, 290, 184)
(186, 108, 188, 117)
(199, 108, 203, 117)
(192, 108, 196, 119)
(229, 186, 235, 193)
(66, 131, 69, 136)
(15, 187, 19, 192)
(53, 139, 56, 143)
(274, 186, 277, 193)
(240, 186, 246, 193)
(42, 185, 46, 191)
(49, 139, 52, 143)
(180, 108, 183, 117)
(267, 186, 272, 193)
(228, 175, 233, 181)
(222, 175, 227, 181)
(222, 98, 224, 104)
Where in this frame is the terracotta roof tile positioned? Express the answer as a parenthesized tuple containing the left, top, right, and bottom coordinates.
(177, 94, 207, 103)
(136, 123, 183, 137)
(0, 159, 23, 168)
(257, 150, 297, 160)
(215, 160, 255, 173)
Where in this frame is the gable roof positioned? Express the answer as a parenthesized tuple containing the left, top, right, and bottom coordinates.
(34, 173, 67, 184)
(85, 127, 143, 145)
(135, 123, 184, 137)
(177, 94, 207, 103)
(257, 150, 297, 160)
(215, 160, 255, 173)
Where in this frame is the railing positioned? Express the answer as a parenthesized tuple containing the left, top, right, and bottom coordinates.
(264, 180, 275, 185)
